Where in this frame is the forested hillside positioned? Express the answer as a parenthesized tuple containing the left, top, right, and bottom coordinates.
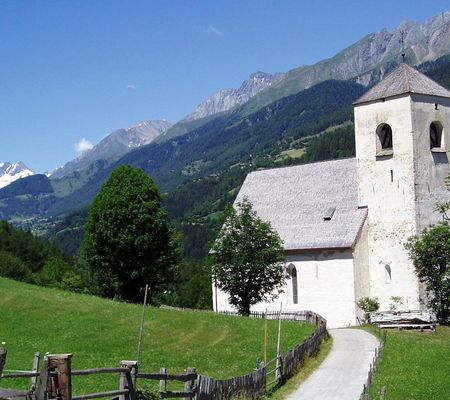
(0, 220, 84, 291)
(3, 56, 450, 265)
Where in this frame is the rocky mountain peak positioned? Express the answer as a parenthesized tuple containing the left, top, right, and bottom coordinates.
(0, 162, 34, 189)
(51, 119, 172, 179)
(181, 71, 285, 122)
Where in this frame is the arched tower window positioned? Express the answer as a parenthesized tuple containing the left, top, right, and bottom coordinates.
(376, 123, 393, 155)
(430, 121, 443, 150)
(385, 265, 392, 284)
(288, 265, 298, 304)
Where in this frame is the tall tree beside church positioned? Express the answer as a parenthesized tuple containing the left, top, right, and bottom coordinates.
(406, 181, 450, 325)
(211, 198, 286, 316)
(406, 222, 450, 324)
(82, 166, 179, 302)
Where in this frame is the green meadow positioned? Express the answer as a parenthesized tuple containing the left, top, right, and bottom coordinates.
(366, 326, 450, 400)
(0, 278, 314, 394)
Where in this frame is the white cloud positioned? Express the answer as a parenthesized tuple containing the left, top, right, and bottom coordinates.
(75, 138, 94, 154)
(206, 25, 223, 36)
(126, 84, 137, 90)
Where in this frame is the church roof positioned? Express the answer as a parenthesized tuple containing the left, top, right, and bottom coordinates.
(354, 63, 450, 105)
(234, 158, 367, 251)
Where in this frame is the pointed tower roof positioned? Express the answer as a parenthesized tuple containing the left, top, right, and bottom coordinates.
(354, 63, 450, 105)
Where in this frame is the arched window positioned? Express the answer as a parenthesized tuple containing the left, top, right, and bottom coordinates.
(376, 123, 393, 156)
(430, 121, 443, 149)
(289, 265, 298, 304)
(385, 265, 392, 284)
(376, 123, 393, 155)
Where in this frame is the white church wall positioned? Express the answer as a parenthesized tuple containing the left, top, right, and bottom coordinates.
(352, 217, 371, 321)
(355, 95, 421, 311)
(213, 249, 357, 328)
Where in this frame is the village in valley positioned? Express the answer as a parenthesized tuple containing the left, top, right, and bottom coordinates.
(1, 3, 450, 400)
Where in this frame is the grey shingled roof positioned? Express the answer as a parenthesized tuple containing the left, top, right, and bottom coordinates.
(234, 158, 367, 251)
(354, 63, 450, 105)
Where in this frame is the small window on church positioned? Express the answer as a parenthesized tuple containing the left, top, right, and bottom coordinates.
(430, 121, 444, 151)
(376, 123, 393, 156)
(289, 265, 298, 304)
(385, 265, 392, 284)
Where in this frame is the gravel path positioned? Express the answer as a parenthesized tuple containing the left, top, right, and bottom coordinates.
(286, 328, 379, 400)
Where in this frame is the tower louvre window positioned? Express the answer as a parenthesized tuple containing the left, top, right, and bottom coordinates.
(376, 123, 393, 156)
(430, 121, 443, 150)
(380, 124, 392, 149)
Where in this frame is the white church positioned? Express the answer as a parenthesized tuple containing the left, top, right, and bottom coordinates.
(213, 64, 450, 328)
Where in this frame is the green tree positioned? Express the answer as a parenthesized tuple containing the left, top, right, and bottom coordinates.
(82, 166, 179, 302)
(211, 198, 286, 316)
(406, 221, 450, 324)
(0, 250, 32, 282)
(35, 257, 86, 293)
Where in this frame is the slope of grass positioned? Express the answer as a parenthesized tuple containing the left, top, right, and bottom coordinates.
(0, 278, 315, 393)
(364, 326, 450, 399)
(266, 333, 333, 400)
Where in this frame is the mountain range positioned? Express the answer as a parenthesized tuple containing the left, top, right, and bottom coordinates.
(161, 10, 450, 142)
(31, 11, 450, 183)
(1, 11, 450, 258)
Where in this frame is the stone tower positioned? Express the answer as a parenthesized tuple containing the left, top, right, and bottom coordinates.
(354, 64, 450, 310)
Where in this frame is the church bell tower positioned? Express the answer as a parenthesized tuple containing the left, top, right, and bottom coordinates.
(353, 64, 450, 310)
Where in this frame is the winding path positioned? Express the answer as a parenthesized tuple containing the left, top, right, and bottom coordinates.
(286, 328, 379, 400)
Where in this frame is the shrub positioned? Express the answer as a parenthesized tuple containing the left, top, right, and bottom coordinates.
(357, 296, 380, 323)
(136, 386, 161, 400)
(0, 250, 32, 282)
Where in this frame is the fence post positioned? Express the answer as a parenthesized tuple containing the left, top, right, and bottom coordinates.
(120, 361, 137, 400)
(184, 367, 196, 400)
(159, 367, 167, 394)
(275, 351, 284, 382)
(30, 352, 41, 392)
(380, 386, 387, 399)
(0, 347, 6, 378)
(47, 354, 72, 400)
(35, 357, 49, 400)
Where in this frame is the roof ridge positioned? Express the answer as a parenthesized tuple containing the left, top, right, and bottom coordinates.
(354, 63, 450, 105)
(402, 64, 412, 92)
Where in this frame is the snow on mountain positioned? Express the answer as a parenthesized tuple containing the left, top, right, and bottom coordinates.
(0, 162, 34, 189)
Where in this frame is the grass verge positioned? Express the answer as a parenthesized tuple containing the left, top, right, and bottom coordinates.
(265, 332, 333, 400)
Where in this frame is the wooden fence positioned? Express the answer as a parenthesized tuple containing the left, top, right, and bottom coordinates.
(0, 311, 327, 400)
(195, 311, 327, 399)
(359, 329, 387, 400)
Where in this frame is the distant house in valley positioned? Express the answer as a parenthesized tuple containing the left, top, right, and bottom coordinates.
(213, 64, 450, 327)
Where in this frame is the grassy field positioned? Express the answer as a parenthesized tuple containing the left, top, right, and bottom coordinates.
(0, 278, 315, 394)
(366, 326, 450, 399)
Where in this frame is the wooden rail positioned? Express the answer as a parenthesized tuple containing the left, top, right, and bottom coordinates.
(195, 311, 327, 399)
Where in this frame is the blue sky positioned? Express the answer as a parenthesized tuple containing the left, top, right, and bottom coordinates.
(1, 0, 449, 173)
